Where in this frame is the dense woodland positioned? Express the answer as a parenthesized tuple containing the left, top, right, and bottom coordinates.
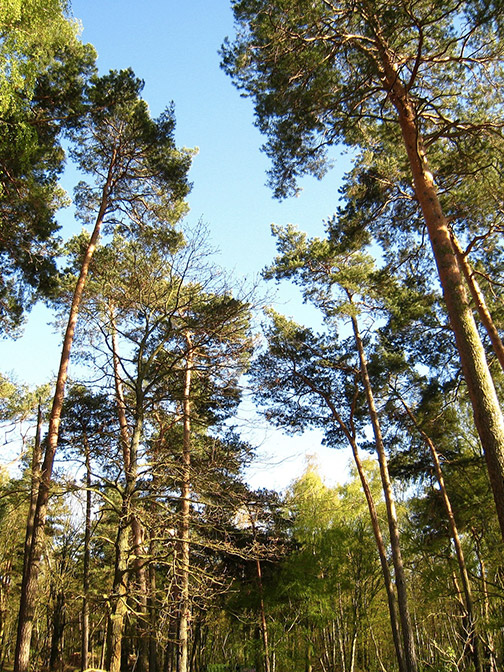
(1, 1, 504, 671)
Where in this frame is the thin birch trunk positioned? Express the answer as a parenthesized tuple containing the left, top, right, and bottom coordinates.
(348, 628, 357, 672)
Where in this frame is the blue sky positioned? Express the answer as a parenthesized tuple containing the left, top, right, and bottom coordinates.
(0, 1, 355, 490)
(70, 0, 349, 274)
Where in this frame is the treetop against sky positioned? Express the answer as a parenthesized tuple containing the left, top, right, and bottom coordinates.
(0, 0, 354, 492)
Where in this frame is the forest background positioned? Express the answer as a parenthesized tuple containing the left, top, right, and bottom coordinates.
(2, 2, 504, 672)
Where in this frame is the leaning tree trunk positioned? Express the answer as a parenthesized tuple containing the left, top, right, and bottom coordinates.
(14, 153, 117, 672)
(377, 41, 504, 542)
(297, 373, 406, 672)
(450, 231, 504, 373)
(351, 311, 418, 672)
(346, 434, 406, 672)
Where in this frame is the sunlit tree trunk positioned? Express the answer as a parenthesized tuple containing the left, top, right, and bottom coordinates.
(472, 530, 498, 672)
(177, 332, 193, 672)
(450, 231, 504, 373)
(255, 557, 271, 672)
(20, 404, 43, 594)
(105, 415, 143, 672)
(377, 39, 504, 542)
(347, 434, 406, 672)
(297, 371, 406, 672)
(148, 535, 158, 672)
(109, 306, 149, 672)
(14, 152, 117, 672)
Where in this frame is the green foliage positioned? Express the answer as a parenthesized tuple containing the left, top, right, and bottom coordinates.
(224, 0, 504, 200)
(0, 0, 96, 334)
(70, 68, 193, 237)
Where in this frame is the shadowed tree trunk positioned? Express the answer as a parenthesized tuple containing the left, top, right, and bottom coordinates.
(350, 308, 418, 672)
(397, 395, 481, 672)
(80, 432, 92, 672)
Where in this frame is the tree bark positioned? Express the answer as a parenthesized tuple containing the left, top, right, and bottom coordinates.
(256, 557, 271, 672)
(450, 231, 504, 373)
(14, 404, 43, 672)
(351, 312, 418, 672)
(49, 590, 65, 671)
(398, 397, 481, 672)
(377, 39, 504, 542)
(472, 530, 498, 672)
(177, 332, 193, 672)
(14, 150, 117, 672)
(347, 435, 406, 672)
(295, 370, 406, 672)
(80, 433, 92, 672)
(105, 416, 143, 672)
(109, 306, 149, 672)
(148, 535, 158, 672)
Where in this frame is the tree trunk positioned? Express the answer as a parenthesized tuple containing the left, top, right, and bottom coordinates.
(109, 306, 150, 672)
(450, 231, 504, 373)
(351, 312, 418, 672)
(14, 151, 117, 672)
(177, 333, 193, 672)
(15, 404, 44, 672)
(347, 434, 406, 672)
(398, 397, 481, 672)
(148, 536, 158, 672)
(472, 530, 498, 672)
(348, 628, 357, 672)
(378, 42, 504, 542)
(81, 434, 92, 672)
(255, 557, 271, 672)
(296, 371, 406, 672)
(49, 590, 65, 671)
(105, 414, 144, 672)
(105, 501, 132, 672)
